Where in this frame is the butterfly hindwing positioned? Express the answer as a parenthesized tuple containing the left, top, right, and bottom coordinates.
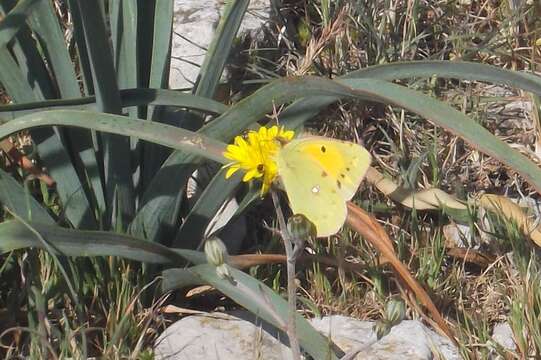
(276, 136, 371, 237)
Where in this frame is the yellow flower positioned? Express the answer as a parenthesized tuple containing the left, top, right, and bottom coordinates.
(223, 125, 294, 194)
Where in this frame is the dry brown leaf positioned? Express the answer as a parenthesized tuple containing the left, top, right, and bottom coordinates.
(479, 194, 541, 247)
(0, 138, 55, 186)
(346, 202, 457, 344)
(185, 285, 215, 298)
(366, 167, 466, 211)
(160, 305, 207, 315)
(446, 247, 496, 268)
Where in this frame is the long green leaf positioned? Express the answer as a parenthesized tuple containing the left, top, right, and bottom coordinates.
(75, 0, 132, 226)
(111, 0, 139, 117)
(141, 0, 174, 192)
(194, 0, 249, 98)
(0, 220, 185, 265)
(65, 0, 94, 94)
(163, 265, 341, 360)
(0, 110, 227, 164)
(346, 60, 541, 95)
(281, 60, 541, 130)
(147, 0, 172, 96)
(0, 88, 227, 119)
(0, 0, 55, 100)
(340, 77, 541, 193)
(132, 0, 248, 242)
(27, 0, 80, 97)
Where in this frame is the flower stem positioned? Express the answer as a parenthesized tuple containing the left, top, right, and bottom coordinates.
(271, 190, 301, 360)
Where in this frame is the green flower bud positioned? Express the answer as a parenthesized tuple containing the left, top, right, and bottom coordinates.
(215, 263, 232, 280)
(204, 237, 228, 267)
(373, 319, 391, 340)
(384, 298, 406, 326)
(287, 214, 316, 243)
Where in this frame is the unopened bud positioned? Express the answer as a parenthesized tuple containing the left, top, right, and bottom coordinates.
(204, 237, 228, 267)
(384, 298, 406, 326)
(215, 263, 232, 280)
(373, 319, 391, 340)
(287, 214, 316, 243)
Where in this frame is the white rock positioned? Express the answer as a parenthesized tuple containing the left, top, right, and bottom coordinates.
(491, 322, 516, 352)
(154, 312, 293, 360)
(154, 312, 460, 360)
(311, 315, 459, 360)
(443, 223, 473, 248)
(170, 0, 271, 90)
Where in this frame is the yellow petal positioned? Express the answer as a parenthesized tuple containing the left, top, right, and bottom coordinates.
(258, 126, 268, 138)
(225, 165, 240, 179)
(243, 169, 256, 182)
(268, 125, 278, 138)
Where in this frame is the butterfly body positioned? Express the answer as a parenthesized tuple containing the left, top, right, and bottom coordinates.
(275, 136, 371, 237)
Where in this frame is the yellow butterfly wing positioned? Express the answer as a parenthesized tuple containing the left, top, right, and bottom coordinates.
(276, 136, 371, 237)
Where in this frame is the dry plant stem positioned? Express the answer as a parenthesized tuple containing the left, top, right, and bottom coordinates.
(229, 253, 367, 274)
(346, 202, 457, 344)
(271, 190, 302, 360)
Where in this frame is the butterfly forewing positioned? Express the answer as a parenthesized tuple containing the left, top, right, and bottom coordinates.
(287, 137, 371, 200)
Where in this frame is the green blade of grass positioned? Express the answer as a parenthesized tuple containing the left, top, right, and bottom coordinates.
(346, 60, 541, 94)
(339, 77, 541, 194)
(0, 110, 227, 164)
(147, 0, 173, 98)
(0, 88, 227, 119)
(27, 0, 80, 98)
(75, 0, 133, 227)
(0, 220, 185, 265)
(141, 0, 174, 194)
(111, 0, 139, 118)
(0, 0, 55, 100)
(194, 0, 249, 98)
(281, 60, 541, 130)
(131, 0, 248, 243)
(163, 265, 342, 360)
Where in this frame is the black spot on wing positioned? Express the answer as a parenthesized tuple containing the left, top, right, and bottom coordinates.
(337, 180, 342, 189)
(320, 145, 326, 153)
(321, 171, 328, 177)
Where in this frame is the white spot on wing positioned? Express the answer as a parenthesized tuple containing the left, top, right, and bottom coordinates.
(311, 185, 320, 194)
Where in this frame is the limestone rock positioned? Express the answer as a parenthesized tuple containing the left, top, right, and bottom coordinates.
(311, 315, 459, 360)
(154, 312, 293, 360)
(170, 0, 271, 90)
(491, 321, 516, 352)
(154, 312, 460, 360)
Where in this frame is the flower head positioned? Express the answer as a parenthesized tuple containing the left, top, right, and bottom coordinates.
(223, 125, 294, 194)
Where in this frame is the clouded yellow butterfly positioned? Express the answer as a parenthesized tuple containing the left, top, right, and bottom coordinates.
(276, 136, 371, 237)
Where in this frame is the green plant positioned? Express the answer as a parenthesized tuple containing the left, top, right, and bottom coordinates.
(1, 0, 541, 358)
